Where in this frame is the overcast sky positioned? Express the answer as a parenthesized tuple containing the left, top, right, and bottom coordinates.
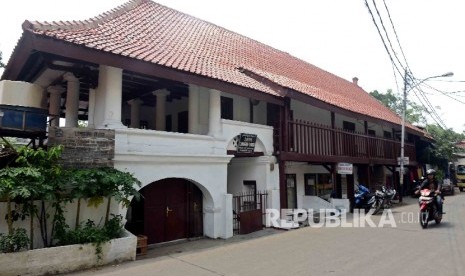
(1, 0, 464, 132)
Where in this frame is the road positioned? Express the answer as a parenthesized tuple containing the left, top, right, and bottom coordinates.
(70, 191, 465, 276)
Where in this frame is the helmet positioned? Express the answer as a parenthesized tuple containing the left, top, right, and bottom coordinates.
(426, 169, 436, 176)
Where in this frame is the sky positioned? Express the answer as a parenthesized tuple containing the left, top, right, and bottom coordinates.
(1, 0, 464, 132)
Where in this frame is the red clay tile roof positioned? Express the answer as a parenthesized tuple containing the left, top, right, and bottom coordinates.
(23, 0, 419, 131)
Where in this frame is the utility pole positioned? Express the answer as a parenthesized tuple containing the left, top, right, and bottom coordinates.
(399, 70, 453, 203)
(399, 69, 408, 203)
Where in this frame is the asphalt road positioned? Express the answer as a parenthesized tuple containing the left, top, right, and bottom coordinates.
(70, 190, 465, 276)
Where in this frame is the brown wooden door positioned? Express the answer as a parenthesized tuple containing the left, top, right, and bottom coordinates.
(164, 180, 188, 241)
(189, 185, 203, 237)
(143, 178, 202, 244)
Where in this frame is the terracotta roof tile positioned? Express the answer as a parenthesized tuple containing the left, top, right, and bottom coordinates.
(23, 0, 418, 130)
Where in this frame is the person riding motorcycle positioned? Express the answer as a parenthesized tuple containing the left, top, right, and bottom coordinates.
(418, 169, 443, 214)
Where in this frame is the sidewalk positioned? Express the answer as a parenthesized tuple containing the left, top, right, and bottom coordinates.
(137, 227, 285, 261)
(70, 197, 418, 275)
(142, 196, 417, 260)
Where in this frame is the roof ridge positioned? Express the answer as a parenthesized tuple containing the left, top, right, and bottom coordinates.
(22, 0, 148, 32)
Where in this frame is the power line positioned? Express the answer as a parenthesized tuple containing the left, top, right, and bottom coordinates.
(371, 0, 406, 73)
(364, 0, 450, 129)
(382, 0, 412, 72)
(422, 83, 465, 105)
(363, 0, 404, 77)
(411, 85, 447, 128)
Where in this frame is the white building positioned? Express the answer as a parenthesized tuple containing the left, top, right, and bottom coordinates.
(1, 0, 432, 244)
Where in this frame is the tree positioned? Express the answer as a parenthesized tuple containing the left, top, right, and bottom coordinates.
(0, 51, 5, 68)
(370, 89, 427, 125)
(423, 125, 465, 162)
(370, 89, 465, 168)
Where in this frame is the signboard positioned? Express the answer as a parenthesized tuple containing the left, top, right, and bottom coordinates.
(397, 156, 409, 165)
(337, 162, 353, 175)
(236, 133, 257, 153)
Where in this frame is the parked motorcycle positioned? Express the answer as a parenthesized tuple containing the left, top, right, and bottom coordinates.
(418, 188, 442, 229)
(370, 186, 396, 215)
(372, 189, 384, 215)
(381, 186, 396, 208)
(354, 184, 376, 213)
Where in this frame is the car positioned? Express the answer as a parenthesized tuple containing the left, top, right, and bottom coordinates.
(441, 178, 455, 196)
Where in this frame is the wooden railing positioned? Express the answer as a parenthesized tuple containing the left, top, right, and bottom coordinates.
(283, 119, 416, 162)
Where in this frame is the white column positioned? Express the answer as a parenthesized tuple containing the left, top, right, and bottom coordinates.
(99, 65, 125, 128)
(63, 73, 79, 127)
(188, 84, 200, 134)
(127, 98, 143, 129)
(47, 85, 65, 127)
(87, 88, 96, 128)
(223, 193, 233, 239)
(208, 89, 222, 137)
(153, 89, 169, 131)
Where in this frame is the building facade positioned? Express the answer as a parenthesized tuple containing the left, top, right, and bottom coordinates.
(1, 0, 430, 244)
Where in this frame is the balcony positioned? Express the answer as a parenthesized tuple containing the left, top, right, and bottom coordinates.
(280, 119, 416, 165)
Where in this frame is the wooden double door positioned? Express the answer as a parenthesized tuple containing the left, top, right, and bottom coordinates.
(143, 178, 203, 244)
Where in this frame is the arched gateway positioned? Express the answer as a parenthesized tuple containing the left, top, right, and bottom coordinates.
(126, 178, 203, 244)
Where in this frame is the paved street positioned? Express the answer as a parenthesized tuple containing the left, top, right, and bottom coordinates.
(70, 190, 465, 276)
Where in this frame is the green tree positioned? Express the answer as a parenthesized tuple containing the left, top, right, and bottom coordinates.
(424, 125, 465, 162)
(0, 51, 5, 68)
(370, 89, 465, 168)
(370, 89, 427, 125)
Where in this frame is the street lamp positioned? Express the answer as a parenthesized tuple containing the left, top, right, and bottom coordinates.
(399, 71, 453, 201)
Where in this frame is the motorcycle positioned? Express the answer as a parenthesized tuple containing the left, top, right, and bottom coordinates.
(380, 186, 396, 208)
(418, 188, 442, 229)
(370, 186, 397, 215)
(354, 184, 376, 213)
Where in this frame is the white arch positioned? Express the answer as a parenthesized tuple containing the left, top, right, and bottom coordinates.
(226, 134, 268, 154)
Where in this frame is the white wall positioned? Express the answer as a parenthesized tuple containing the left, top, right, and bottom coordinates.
(114, 126, 236, 239)
(284, 162, 332, 208)
(291, 100, 331, 125)
(0, 198, 120, 249)
(221, 91, 250, 123)
(227, 156, 280, 210)
(291, 99, 394, 138)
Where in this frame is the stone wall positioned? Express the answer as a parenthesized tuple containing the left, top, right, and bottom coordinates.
(48, 127, 115, 168)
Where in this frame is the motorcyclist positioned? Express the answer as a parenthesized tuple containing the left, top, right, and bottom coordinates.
(418, 169, 443, 215)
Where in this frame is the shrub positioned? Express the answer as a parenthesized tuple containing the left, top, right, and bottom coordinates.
(0, 228, 30, 253)
(55, 214, 124, 261)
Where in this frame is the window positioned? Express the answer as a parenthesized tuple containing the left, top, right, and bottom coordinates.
(317, 174, 332, 200)
(343, 121, 355, 132)
(305, 173, 332, 199)
(304, 174, 316, 196)
(221, 96, 233, 120)
(383, 131, 392, 139)
(243, 181, 257, 210)
(368, 129, 376, 136)
(457, 165, 465, 175)
(266, 103, 280, 127)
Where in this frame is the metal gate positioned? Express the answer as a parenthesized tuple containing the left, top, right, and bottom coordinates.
(232, 191, 268, 235)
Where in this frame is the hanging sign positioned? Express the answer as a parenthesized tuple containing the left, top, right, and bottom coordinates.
(236, 133, 257, 153)
(337, 162, 353, 175)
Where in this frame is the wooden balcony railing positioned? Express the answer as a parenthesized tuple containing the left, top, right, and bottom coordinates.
(282, 119, 416, 163)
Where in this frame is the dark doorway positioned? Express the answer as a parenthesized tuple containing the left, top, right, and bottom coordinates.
(126, 178, 203, 244)
(177, 111, 188, 133)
